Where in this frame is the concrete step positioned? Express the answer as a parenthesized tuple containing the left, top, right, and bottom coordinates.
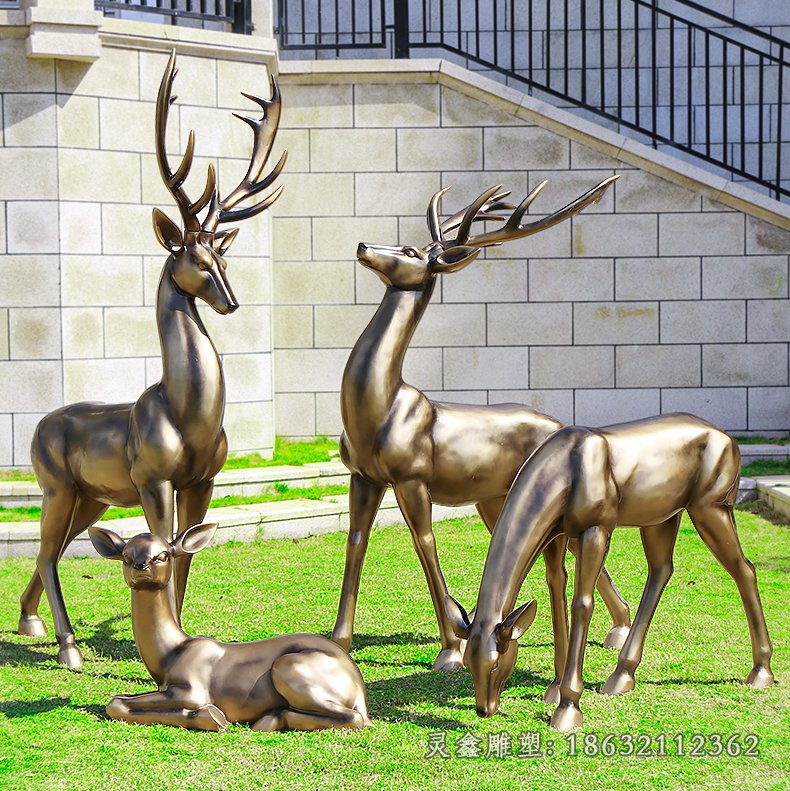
(0, 489, 478, 559)
(753, 475, 790, 521)
(0, 461, 351, 508)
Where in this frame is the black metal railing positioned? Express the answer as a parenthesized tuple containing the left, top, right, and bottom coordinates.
(277, 0, 790, 201)
(95, 0, 252, 35)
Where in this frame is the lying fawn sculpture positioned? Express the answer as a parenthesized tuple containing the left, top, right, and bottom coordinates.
(89, 523, 370, 731)
(332, 176, 632, 672)
(18, 52, 286, 668)
(446, 413, 775, 732)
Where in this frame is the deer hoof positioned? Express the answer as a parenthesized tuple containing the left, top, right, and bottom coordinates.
(432, 648, 463, 673)
(603, 625, 630, 650)
(57, 643, 84, 669)
(18, 615, 47, 637)
(601, 669, 635, 696)
(543, 680, 561, 706)
(550, 702, 583, 733)
(251, 712, 283, 732)
(745, 666, 775, 689)
(191, 705, 228, 732)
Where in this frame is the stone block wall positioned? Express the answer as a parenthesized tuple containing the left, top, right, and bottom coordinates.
(272, 61, 790, 439)
(0, 20, 278, 466)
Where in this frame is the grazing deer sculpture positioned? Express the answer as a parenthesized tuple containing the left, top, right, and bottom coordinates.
(89, 523, 370, 731)
(17, 52, 286, 668)
(446, 413, 775, 732)
(332, 175, 632, 672)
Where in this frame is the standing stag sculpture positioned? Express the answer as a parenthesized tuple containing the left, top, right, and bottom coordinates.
(89, 523, 370, 732)
(332, 175, 633, 672)
(446, 413, 775, 732)
(17, 52, 286, 668)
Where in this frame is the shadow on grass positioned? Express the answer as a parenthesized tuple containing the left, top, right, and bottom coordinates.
(344, 632, 437, 649)
(83, 615, 137, 661)
(0, 697, 109, 721)
(0, 638, 55, 666)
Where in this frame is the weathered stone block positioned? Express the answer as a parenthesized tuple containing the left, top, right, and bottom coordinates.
(223, 353, 273, 403)
(575, 388, 660, 425)
(275, 173, 355, 217)
(659, 213, 745, 257)
(59, 202, 102, 254)
(530, 258, 613, 302)
(9, 308, 61, 360)
(312, 216, 398, 261)
(311, 128, 396, 172)
(354, 83, 440, 128)
(62, 307, 103, 359)
(488, 302, 572, 346)
(615, 257, 700, 301)
(280, 84, 354, 128)
(444, 346, 529, 390)
(104, 307, 158, 357)
(575, 302, 658, 345)
(703, 256, 787, 299)
(0, 149, 57, 200)
(0, 361, 62, 412)
(484, 126, 569, 170)
(62, 255, 143, 306)
(274, 392, 316, 438)
(748, 387, 790, 431)
(57, 94, 99, 149)
(59, 149, 141, 203)
(274, 305, 313, 349)
(0, 256, 60, 307)
(6, 202, 59, 254)
(616, 345, 701, 388)
(4, 93, 56, 147)
(63, 358, 145, 404)
(355, 171, 440, 217)
(397, 127, 483, 171)
(531, 346, 614, 388)
(274, 260, 355, 305)
(442, 259, 527, 303)
(573, 213, 657, 257)
(661, 300, 745, 344)
(274, 348, 348, 392)
(703, 344, 787, 387)
(615, 170, 701, 213)
(314, 304, 376, 348)
(661, 387, 747, 431)
(746, 216, 790, 255)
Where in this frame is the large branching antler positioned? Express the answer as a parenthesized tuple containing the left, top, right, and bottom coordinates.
(427, 175, 619, 250)
(202, 80, 288, 232)
(155, 51, 216, 232)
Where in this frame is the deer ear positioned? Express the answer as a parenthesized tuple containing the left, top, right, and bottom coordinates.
(497, 599, 537, 647)
(89, 527, 126, 560)
(152, 208, 184, 253)
(431, 245, 480, 274)
(445, 594, 471, 640)
(171, 522, 218, 557)
(214, 227, 239, 256)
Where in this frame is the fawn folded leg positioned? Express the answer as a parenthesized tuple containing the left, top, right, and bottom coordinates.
(551, 525, 610, 733)
(687, 504, 774, 688)
(394, 479, 462, 672)
(107, 691, 228, 731)
(601, 514, 680, 696)
(332, 474, 386, 651)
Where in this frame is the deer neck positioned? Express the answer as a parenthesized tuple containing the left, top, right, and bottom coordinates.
(474, 463, 571, 628)
(129, 585, 189, 685)
(341, 278, 436, 435)
(156, 260, 225, 437)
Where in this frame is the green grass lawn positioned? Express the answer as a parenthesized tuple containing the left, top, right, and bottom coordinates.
(0, 512, 787, 790)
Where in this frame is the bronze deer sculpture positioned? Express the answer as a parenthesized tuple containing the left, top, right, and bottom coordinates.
(446, 413, 775, 732)
(89, 523, 370, 732)
(17, 52, 286, 668)
(332, 176, 633, 672)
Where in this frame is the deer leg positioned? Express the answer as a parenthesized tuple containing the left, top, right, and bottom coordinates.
(107, 691, 228, 731)
(331, 475, 386, 651)
(551, 525, 610, 733)
(253, 706, 367, 732)
(138, 479, 177, 618)
(567, 537, 631, 650)
(393, 479, 461, 672)
(601, 515, 680, 696)
(542, 534, 570, 706)
(20, 494, 109, 640)
(174, 480, 214, 621)
(476, 496, 505, 535)
(687, 504, 774, 688)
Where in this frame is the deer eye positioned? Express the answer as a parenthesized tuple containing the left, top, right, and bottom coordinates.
(154, 552, 168, 563)
(404, 248, 418, 258)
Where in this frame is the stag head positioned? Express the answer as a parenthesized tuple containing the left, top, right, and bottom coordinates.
(357, 176, 618, 290)
(153, 52, 286, 314)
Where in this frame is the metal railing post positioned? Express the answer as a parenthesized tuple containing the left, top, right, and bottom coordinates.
(394, 0, 409, 58)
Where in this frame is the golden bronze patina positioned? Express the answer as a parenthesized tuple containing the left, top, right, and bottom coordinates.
(331, 176, 630, 672)
(18, 52, 286, 668)
(446, 413, 775, 732)
(89, 523, 370, 731)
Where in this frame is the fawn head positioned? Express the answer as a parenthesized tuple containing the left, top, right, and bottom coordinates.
(89, 523, 218, 591)
(358, 176, 618, 290)
(153, 52, 286, 315)
(446, 595, 537, 717)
